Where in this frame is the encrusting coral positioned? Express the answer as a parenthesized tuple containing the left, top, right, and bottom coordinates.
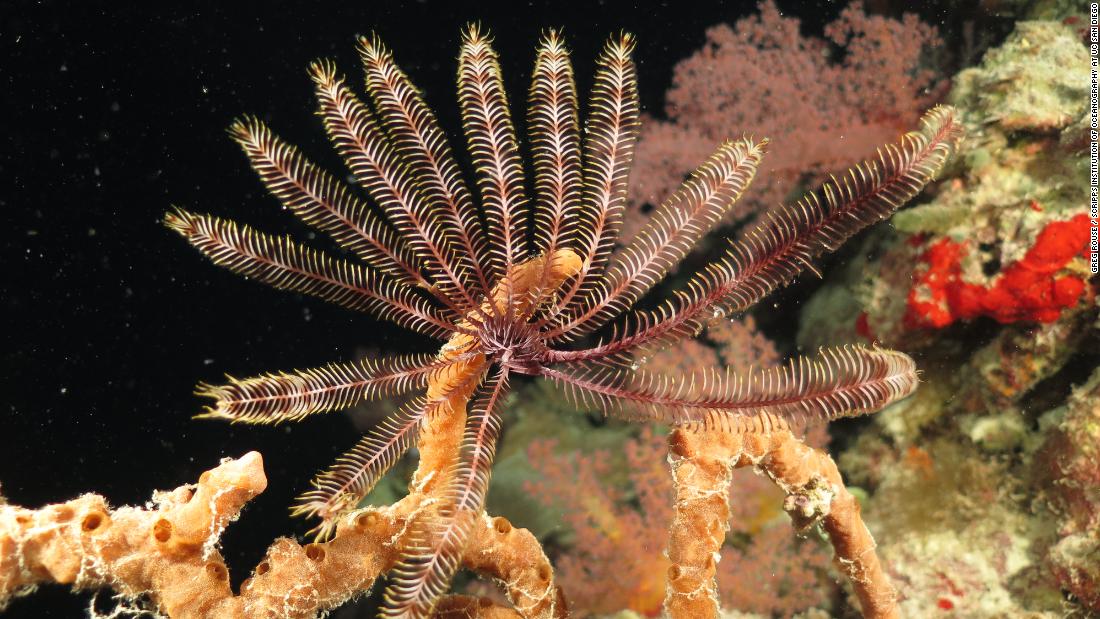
(795, 10, 1099, 616)
(1039, 368, 1100, 610)
(1, 24, 962, 618)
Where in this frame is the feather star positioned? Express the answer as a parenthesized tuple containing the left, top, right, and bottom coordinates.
(165, 25, 963, 618)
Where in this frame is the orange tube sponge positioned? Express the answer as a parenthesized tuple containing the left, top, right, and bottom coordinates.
(0, 452, 267, 617)
(738, 431, 898, 619)
(664, 427, 898, 619)
(664, 427, 740, 618)
(0, 452, 562, 618)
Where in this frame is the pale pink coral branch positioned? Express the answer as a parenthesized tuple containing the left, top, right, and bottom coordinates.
(625, 0, 942, 243)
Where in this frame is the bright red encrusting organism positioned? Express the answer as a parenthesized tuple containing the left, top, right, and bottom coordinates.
(905, 214, 1091, 328)
(855, 311, 875, 341)
(904, 238, 968, 328)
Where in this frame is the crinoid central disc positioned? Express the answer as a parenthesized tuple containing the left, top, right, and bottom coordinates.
(478, 316, 545, 369)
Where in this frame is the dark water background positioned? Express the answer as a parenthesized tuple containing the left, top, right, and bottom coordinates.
(1, 1, 998, 615)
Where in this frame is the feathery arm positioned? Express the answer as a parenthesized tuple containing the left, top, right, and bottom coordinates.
(164, 208, 461, 339)
(545, 33, 640, 324)
(310, 61, 484, 317)
(541, 345, 918, 432)
(385, 369, 510, 618)
(358, 35, 494, 300)
(292, 355, 490, 540)
(227, 116, 430, 294)
(458, 25, 529, 294)
(193, 353, 459, 425)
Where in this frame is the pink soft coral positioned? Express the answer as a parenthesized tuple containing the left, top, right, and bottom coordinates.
(626, 1, 942, 241)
